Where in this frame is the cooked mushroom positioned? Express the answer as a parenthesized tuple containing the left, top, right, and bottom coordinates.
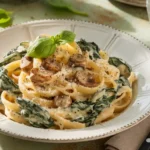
(69, 54, 86, 68)
(41, 57, 61, 73)
(30, 67, 52, 86)
(75, 70, 99, 87)
(20, 56, 33, 73)
(54, 95, 72, 108)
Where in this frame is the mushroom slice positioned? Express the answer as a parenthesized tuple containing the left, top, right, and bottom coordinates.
(42, 57, 62, 73)
(69, 54, 86, 68)
(30, 67, 52, 86)
(54, 95, 72, 108)
(75, 70, 100, 87)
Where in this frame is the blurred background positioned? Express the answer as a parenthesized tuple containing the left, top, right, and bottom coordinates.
(0, 0, 150, 46)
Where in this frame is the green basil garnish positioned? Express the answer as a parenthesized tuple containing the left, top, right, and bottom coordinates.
(27, 30, 75, 58)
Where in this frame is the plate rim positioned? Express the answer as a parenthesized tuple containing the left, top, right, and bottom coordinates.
(0, 19, 150, 143)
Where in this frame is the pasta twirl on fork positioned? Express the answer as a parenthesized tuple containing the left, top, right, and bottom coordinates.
(0, 31, 137, 129)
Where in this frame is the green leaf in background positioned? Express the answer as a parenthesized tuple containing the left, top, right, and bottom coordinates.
(45, 0, 88, 16)
(57, 30, 76, 44)
(27, 30, 76, 58)
(0, 9, 12, 28)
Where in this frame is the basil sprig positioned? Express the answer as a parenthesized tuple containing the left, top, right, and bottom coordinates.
(27, 30, 75, 58)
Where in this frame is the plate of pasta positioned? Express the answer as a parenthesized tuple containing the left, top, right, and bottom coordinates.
(0, 20, 150, 142)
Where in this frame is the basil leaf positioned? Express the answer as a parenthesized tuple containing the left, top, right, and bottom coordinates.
(0, 9, 12, 28)
(59, 30, 75, 43)
(27, 37, 56, 58)
(27, 30, 75, 58)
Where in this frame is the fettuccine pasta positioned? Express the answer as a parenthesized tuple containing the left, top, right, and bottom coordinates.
(0, 31, 137, 129)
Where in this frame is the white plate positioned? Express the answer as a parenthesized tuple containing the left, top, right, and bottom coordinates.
(0, 20, 150, 143)
(114, 0, 146, 7)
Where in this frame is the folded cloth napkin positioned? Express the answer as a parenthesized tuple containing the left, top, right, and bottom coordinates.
(105, 115, 150, 150)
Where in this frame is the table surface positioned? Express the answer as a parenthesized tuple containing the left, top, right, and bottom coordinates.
(0, 0, 150, 150)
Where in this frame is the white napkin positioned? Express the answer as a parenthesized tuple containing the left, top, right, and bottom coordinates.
(105, 116, 150, 150)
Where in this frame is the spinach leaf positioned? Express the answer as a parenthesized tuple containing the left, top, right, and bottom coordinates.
(71, 101, 93, 110)
(17, 98, 54, 128)
(77, 39, 100, 60)
(0, 67, 20, 94)
(105, 88, 116, 93)
(4, 46, 18, 57)
(73, 95, 115, 126)
(71, 88, 116, 126)
(116, 76, 130, 88)
(0, 42, 28, 67)
(27, 30, 75, 58)
(87, 95, 115, 126)
(109, 57, 132, 78)
(0, 50, 26, 67)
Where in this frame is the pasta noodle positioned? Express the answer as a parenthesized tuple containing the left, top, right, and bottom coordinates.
(0, 33, 137, 129)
